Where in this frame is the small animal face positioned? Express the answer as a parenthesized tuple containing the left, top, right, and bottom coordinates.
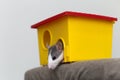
(56, 39, 64, 53)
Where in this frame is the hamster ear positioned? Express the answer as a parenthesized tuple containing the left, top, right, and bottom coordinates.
(46, 43, 50, 49)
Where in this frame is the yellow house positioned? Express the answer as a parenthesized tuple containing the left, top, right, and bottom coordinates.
(31, 11, 117, 65)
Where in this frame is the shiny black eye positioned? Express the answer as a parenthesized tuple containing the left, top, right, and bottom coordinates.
(52, 56, 56, 60)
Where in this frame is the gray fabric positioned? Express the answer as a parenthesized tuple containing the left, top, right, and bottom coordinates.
(24, 58, 120, 80)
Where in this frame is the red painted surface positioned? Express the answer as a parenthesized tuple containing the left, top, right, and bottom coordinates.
(31, 11, 117, 28)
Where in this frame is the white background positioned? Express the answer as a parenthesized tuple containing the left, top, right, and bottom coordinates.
(0, 0, 120, 80)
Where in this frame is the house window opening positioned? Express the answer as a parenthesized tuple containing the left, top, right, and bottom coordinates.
(43, 30, 51, 48)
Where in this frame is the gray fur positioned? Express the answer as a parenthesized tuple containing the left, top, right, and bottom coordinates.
(49, 45, 61, 60)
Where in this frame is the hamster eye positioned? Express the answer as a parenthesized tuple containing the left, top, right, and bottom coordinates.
(52, 56, 56, 60)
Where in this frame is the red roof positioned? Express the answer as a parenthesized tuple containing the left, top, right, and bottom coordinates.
(31, 11, 117, 28)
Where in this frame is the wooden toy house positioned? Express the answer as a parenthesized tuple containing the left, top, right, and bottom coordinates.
(31, 11, 117, 65)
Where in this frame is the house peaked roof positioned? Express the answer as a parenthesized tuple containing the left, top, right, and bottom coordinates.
(31, 11, 117, 28)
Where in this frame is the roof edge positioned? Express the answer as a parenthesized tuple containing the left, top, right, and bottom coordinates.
(31, 11, 117, 29)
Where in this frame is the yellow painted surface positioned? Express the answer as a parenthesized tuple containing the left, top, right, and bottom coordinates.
(68, 16, 113, 62)
(37, 17, 69, 65)
(37, 16, 115, 65)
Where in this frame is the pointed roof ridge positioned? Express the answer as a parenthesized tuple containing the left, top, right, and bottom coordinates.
(31, 11, 117, 28)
